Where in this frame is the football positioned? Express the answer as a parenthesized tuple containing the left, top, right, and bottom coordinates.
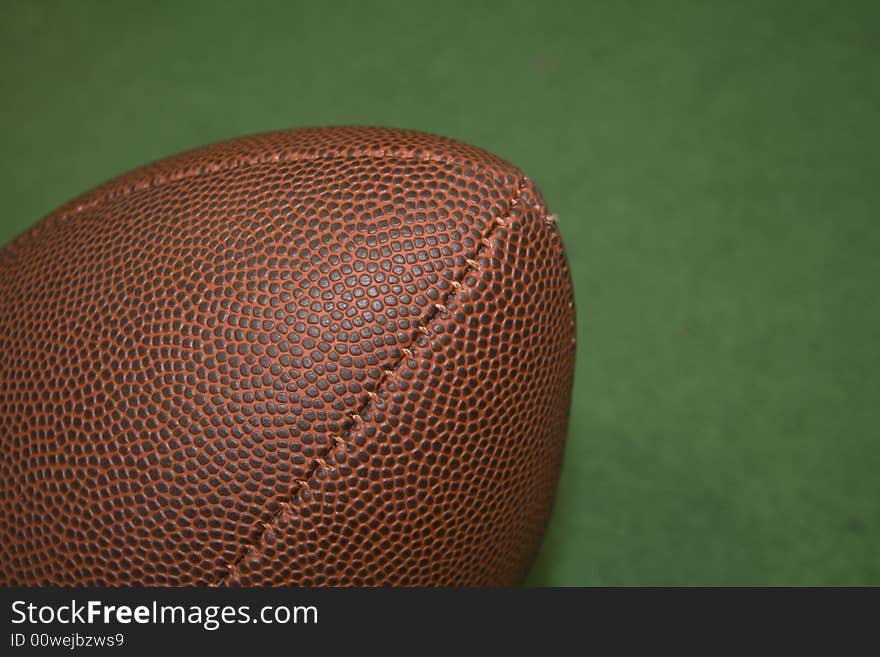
(0, 127, 575, 586)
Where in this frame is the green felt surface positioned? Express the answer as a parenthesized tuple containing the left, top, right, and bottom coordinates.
(1, 0, 878, 585)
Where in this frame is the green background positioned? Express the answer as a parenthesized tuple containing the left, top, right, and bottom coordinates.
(1, 0, 877, 585)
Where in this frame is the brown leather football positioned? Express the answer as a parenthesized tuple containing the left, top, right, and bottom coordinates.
(0, 127, 575, 586)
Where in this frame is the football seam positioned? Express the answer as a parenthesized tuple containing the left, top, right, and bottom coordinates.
(3, 147, 517, 260)
(56, 149, 512, 223)
(215, 174, 528, 586)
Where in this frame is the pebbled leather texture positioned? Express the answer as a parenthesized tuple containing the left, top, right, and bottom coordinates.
(0, 127, 575, 586)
